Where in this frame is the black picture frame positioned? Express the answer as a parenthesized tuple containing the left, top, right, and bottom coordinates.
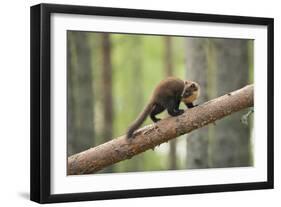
(30, 3, 274, 204)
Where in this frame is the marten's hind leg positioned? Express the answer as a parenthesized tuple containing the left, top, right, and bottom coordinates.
(150, 104, 165, 122)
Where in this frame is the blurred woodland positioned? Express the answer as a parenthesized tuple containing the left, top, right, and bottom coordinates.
(67, 31, 254, 173)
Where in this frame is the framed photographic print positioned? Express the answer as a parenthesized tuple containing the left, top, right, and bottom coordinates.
(30, 3, 274, 203)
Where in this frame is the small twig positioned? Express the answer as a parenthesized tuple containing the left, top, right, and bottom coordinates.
(241, 107, 254, 125)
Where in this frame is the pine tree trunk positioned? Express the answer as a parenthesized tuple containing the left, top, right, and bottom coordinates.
(101, 33, 114, 172)
(185, 38, 209, 169)
(209, 39, 251, 167)
(67, 32, 76, 156)
(129, 36, 144, 171)
(164, 36, 177, 170)
(67, 32, 94, 155)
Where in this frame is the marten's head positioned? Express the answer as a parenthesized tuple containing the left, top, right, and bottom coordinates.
(181, 81, 200, 104)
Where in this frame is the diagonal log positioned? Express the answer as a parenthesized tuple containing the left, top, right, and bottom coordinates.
(68, 84, 254, 175)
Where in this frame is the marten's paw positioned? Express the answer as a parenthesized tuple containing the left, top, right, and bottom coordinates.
(177, 109, 184, 115)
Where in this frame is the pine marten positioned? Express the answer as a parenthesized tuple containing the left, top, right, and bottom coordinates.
(126, 77, 200, 138)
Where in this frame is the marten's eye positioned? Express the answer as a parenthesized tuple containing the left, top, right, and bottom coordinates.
(190, 83, 195, 88)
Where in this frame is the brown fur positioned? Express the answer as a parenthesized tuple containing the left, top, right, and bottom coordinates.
(126, 77, 199, 138)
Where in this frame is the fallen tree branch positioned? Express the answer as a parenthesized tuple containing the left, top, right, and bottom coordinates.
(68, 84, 254, 175)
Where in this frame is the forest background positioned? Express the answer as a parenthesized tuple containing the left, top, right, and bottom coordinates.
(67, 31, 254, 173)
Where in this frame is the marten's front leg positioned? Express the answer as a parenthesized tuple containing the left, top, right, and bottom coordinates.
(167, 99, 184, 116)
(185, 102, 197, 109)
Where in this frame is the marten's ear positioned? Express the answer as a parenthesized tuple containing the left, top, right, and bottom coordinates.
(184, 80, 188, 85)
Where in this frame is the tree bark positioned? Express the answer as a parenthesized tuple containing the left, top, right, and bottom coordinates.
(68, 84, 254, 175)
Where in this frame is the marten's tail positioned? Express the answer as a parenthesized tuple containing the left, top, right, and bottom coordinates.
(126, 102, 155, 138)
